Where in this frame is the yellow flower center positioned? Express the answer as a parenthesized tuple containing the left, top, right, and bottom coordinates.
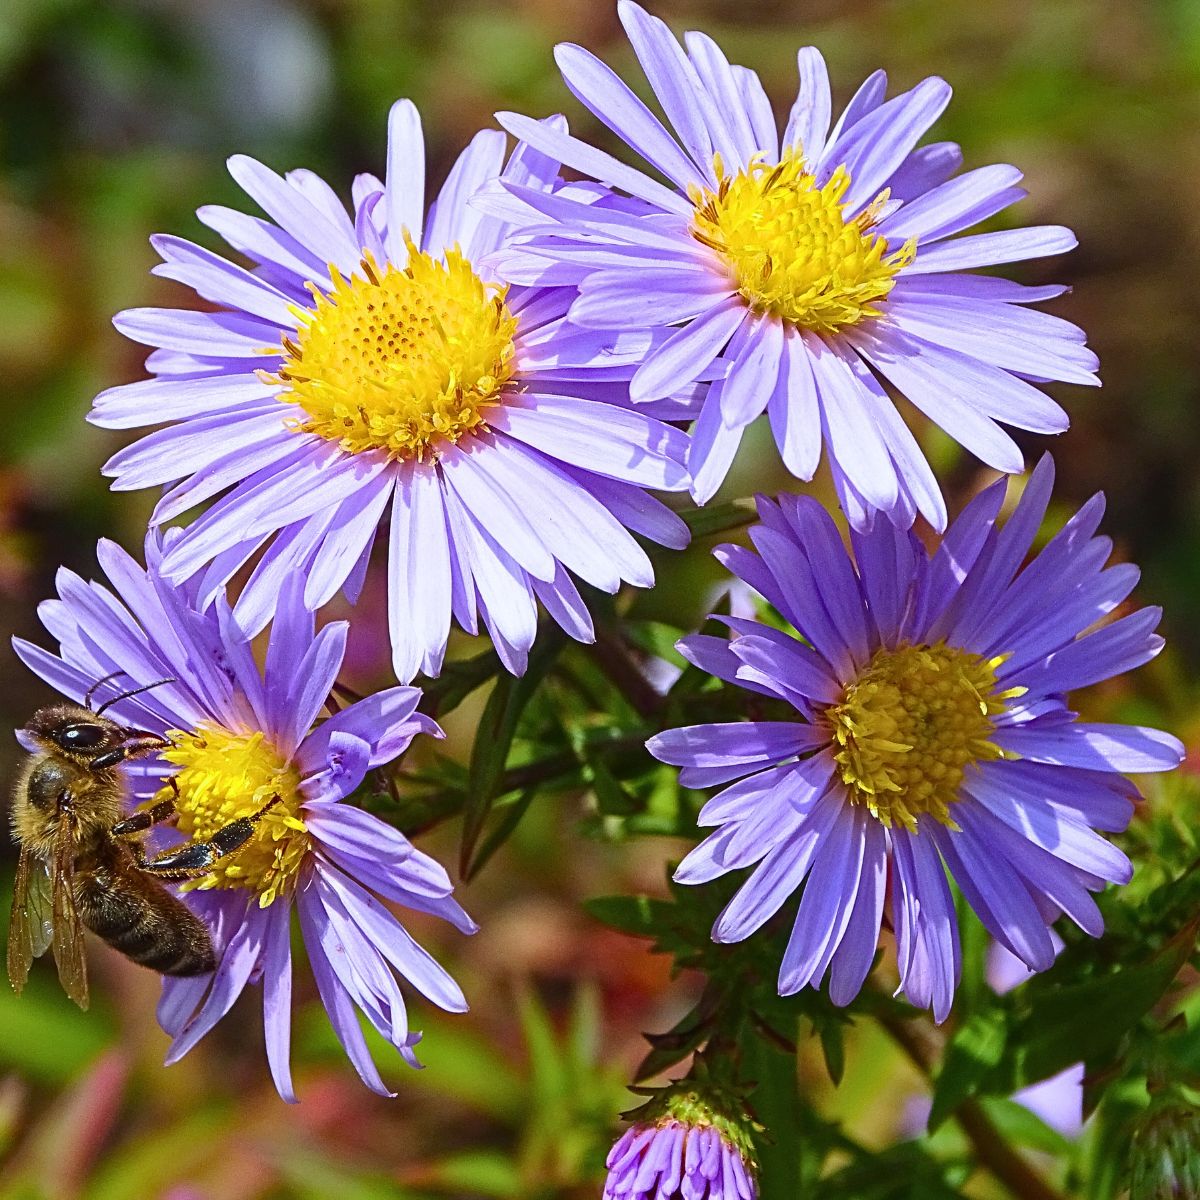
(689, 150, 915, 334)
(272, 243, 518, 461)
(157, 724, 307, 907)
(824, 643, 1024, 833)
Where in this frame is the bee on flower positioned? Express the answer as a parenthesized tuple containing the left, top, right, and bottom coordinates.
(14, 532, 472, 1099)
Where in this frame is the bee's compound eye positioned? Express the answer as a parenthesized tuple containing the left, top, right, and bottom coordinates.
(59, 723, 108, 750)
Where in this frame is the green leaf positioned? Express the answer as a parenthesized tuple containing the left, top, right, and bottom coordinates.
(745, 1033, 803, 1196)
(517, 986, 569, 1110)
(820, 1142, 973, 1200)
(584, 755, 640, 816)
(634, 1008, 712, 1083)
(422, 646, 503, 715)
(932, 918, 1198, 1130)
(422, 1151, 521, 1198)
(681, 500, 756, 540)
(0, 982, 111, 1084)
(582, 894, 669, 939)
(461, 632, 563, 878)
(978, 1096, 1071, 1156)
(817, 1017, 847, 1087)
(929, 1008, 1009, 1131)
(1013, 918, 1199, 1087)
(466, 787, 538, 878)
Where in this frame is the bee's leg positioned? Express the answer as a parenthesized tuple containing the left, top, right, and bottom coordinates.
(133, 795, 282, 880)
(110, 791, 179, 840)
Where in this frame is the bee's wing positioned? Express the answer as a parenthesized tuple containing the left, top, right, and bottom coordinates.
(50, 838, 88, 1010)
(7, 847, 54, 993)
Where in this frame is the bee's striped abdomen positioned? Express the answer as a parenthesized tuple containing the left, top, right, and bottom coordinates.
(73, 843, 215, 976)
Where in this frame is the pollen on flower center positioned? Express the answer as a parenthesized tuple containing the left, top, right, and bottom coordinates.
(157, 723, 307, 907)
(272, 242, 519, 462)
(689, 150, 915, 334)
(824, 643, 1023, 832)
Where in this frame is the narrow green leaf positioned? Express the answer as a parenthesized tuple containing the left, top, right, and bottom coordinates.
(567, 983, 601, 1076)
(584, 756, 640, 815)
(1014, 918, 1199, 1087)
(422, 646, 502, 715)
(745, 1031, 803, 1195)
(681, 500, 756, 540)
(461, 632, 563, 877)
(422, 1152, 521, 1198)
(932, 919, 1198, 1130)
(929, 1008, 1008, 1130)
(634, 1018, 711, 1083)
(464, 787, 538, 879)
(516, 986, 569, 1109)
(582, 894, 667, 939)
(817, 1018, 846, 1087)
(979, 1096, 1071, 1156)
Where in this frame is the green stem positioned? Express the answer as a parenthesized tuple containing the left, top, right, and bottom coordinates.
(587, 623, 664, 719)
(744, 1030, 804, 1194)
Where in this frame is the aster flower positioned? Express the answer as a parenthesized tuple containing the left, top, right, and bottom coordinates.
(13, 531, 474, 1100)
(605, 1109, 756, 1200)
(647, 456, 1182, 1019)
(92, 100, 693, 682)
(491, 1, 1097, 522)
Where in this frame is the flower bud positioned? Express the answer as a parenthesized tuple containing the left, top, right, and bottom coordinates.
(603, 1092, 757, 1200)
(1128, 1098, 1200, 1199)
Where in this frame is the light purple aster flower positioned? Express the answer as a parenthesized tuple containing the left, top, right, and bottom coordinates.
(491, 1, 1097, 523)
(647, 455, 1182, 1019)
(605, 1120, 756, 1200)
(92, 99, 693, 682)
(13, 531, 475, 1100)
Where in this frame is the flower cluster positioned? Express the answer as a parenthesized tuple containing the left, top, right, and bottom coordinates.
(7, 1, 1186, 1188)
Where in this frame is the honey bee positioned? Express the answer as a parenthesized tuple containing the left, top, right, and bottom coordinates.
(7, 674, 278, 1009)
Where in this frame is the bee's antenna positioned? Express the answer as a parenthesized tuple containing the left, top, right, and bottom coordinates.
(95, 677, 177, 719)
(84, 670, 128, 711)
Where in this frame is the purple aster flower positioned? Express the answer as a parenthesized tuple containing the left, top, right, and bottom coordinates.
(13, 531, 475, 1100)
(92, 100, 693, 682)
(491, 1, 1097, 523)
(647, 455, 1182, 1019)
(605, 1120, 756, 1200)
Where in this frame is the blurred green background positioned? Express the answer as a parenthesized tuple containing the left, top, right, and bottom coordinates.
(1, 0, 1198, 1196)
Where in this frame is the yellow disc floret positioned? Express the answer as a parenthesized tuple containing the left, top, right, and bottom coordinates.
(690, 150, 915, 334)
(157, 723, 307, 907)
(272, 243, 518, 462)
(825, 643, 1025, 833)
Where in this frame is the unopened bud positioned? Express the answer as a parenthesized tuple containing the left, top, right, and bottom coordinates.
(1128, 1098, 1200, 1199)
(603, 1091, 757, 1200)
